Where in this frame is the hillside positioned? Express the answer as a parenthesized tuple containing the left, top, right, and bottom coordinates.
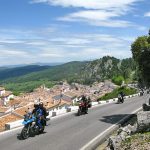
(77, 56, 136, 84)
(0, 67, 8, 71)
(0, 65, 51, 80)
(0, 61, 87, 93)
(0, 57, 137, 93)
(0, 61, 87, 83)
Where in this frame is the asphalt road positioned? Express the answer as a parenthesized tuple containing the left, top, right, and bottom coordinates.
(0, 94, 149, 150)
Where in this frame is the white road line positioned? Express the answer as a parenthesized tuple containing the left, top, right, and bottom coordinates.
(80, 107, 142, 150)
(80, 124, 116, 150)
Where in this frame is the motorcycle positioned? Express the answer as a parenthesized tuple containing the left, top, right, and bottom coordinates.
(147, 90, 150, 94)
(117, 94, 124, 104)
(21, 112, 45, 139)
(77, 102, 88, 116)
(139, 91, 144, 96)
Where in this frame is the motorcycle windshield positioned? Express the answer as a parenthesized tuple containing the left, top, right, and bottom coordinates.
(22, 120, 28, 125)
(22, 117, 35, 125)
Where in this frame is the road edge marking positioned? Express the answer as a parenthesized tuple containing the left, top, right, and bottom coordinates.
(80, 107, 142, 150)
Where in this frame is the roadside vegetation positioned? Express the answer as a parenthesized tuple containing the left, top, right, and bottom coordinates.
(121, 132, 150, 150)
(98, 86, 137, 101)
(112, 76, 124, 86)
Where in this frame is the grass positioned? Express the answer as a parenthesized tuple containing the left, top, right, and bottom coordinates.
(121, 132, 150, 148)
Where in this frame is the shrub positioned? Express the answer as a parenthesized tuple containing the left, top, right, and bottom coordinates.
(112, 76, 124, 86)
(98, 86, 137, 101)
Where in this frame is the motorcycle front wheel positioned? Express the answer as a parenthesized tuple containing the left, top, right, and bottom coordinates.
(21, 126, 30, 139)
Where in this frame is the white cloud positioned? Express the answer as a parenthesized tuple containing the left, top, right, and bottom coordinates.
(40, 53, 63, 57)
(31, 0, 140, 10)
(58, 10, 130, 28)
(26, 41, 48, 46)
(59, 10, 120, 21)
(39, 48, 64, 58)
(0, 27, 136, 65)
(42, 33, 133, 59)
(0, 39, 25, 44)
(31, 0, 142, 28)
(87, 19, 133, 28)
(0, 49, 29, 57)
(58, 9, 135, 27)
(144, 12, 150, 17)
(50, 37, 90, 45)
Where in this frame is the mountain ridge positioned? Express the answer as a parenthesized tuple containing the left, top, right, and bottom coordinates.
(0, 56, 136, 93)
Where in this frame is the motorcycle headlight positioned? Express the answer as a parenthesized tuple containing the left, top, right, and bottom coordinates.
(32, 122, 36, 125)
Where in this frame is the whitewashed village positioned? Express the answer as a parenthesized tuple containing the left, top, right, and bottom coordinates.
(0, 81, 117, 132)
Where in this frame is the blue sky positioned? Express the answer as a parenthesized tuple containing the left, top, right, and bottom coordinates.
(0, 0, 150, 66)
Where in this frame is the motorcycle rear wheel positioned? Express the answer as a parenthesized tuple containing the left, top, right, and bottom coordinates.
(39, 126, 45, 133)
(77, 109, 81, 116)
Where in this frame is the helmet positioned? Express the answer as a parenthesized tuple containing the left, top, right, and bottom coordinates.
(34, 101, 39, 108)
(34, 103, 38, 108)
(81, 95, 86, 100)
(39, 102, 44, 108)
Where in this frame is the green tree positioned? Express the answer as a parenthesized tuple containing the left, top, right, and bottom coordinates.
(112, 76, 124, 86)
(131, 31, 150, 87)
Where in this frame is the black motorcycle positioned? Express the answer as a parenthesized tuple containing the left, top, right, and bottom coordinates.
(147, 90, 150, 94)
(139, 91, 144, 96)
(117, 94, 124, 103)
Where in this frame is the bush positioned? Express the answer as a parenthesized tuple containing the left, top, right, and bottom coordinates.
(112, 76, 124, 86)
(98, 86, 137, 101)
(13, 91, 20, 96)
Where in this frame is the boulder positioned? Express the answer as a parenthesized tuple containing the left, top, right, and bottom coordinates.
(137, 111, 150, 132)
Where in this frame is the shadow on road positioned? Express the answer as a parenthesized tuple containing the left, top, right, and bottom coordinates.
(17, 133, 22, 140)
(74, 112, 89, 117)
(99, 114, 136, 125)
(17, 131, 47, 140)
(74, 112, 79, 117)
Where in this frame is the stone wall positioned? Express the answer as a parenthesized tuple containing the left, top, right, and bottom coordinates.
(106, 110, 150, 150)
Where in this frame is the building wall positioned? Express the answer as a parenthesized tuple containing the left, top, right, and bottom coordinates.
(0, 90, 5, 96)
(2, 94, 14, 106)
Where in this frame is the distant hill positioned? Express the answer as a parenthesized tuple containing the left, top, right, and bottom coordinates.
(0, 61, 87, 94)
(0, 65, 50, 80)
(30, 62, 65, 66)
(0, 67, 8, 71)
(1, 61, 87, 83)
(0, 57, 136, 93)
(0, 62, 64, 68)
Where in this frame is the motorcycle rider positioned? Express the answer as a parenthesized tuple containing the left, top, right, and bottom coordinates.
(81, 95, 88, 113)
(118, 91, 125, 103)
(87, 96, 92, 108)
(36, 104, 45, 130)
(32, 102, 44, 130)
(39, 102, 47, 126)
(32, 103, 39, 116)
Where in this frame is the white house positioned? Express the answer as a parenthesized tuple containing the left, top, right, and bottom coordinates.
(0, 87, 5, 96)
(1, 91, 14, 106)
(63, 91, 80, 104)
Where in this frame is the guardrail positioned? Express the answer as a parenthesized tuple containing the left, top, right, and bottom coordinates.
(5, 119, 23, 130)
